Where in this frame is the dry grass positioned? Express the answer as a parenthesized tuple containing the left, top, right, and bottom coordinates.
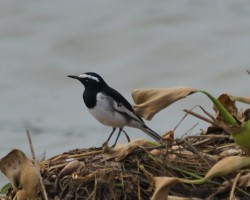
(25, 129, 248, 200)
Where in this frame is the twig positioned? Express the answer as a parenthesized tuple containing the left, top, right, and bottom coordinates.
(137, 180, 141, 200)
(174, 105, 201, 131)
(187, 134, 230, 139)
(183, 139, 212, 167)
(26, 129, 49, 200)
(229, 172, 241, 200)
(173, 110, 189, 131)
(183, 109, 217, 126)
(181, 123, 199, 139)
(192, 138, 211, 146)
(197, 105, 218, 125)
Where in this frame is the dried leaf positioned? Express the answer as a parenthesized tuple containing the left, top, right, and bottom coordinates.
(201, 91, 238, 125)
(237, 172, 250, 187)
(149, 149, 163, 157)
(0, 149, 39, 198)
(15, 190, 27, 200)
(243, 108, 250, 121)
(132, 87, 197, 120)
(168, 196, 193, 200)
(162, 130, 174, 145)
(214, 94, 238, 117)
(152, 177, 188, 200)
(205, 156, 250, 180)
(0, 197, 9, 200)
(151, 157, 250, 199)
(107, 144, 250, 198)
(219, 149, 241, 158)
(229, 95, 250, 104)
(58, 160, 81, 178)
(0, 149, 27, 191)
(102, 139, 155, 161)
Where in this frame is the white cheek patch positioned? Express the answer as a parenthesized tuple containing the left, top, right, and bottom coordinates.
(79, 74, 100, 82)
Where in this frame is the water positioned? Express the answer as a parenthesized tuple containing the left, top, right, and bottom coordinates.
(1, 0, 250, 186)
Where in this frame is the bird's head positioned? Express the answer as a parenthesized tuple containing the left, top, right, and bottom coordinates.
(68, 72, 107, 89)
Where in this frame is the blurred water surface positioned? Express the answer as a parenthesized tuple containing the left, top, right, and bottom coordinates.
(1, 0, 250, 185)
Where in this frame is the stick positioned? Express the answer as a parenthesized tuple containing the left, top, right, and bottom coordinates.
(183, 109, 217, 126)
(26, 129, 49, 200)
(183, 139, 212, 167)
(229, 172, 241, 200)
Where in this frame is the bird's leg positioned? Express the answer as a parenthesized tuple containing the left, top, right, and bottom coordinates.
(122, 130, 130, 142)
(105, 128, 116, 144)
(112, 128, 123, 147)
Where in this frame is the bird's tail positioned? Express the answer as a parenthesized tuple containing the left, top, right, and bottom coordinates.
(139, 124, 162, 142)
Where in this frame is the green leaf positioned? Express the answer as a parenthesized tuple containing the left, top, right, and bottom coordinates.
(229, 120, 250, 155)
(200, 90, 238, 125)
(0, 182, 11, 194)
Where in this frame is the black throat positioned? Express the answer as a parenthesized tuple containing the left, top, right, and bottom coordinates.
(83, 88, 98, 109)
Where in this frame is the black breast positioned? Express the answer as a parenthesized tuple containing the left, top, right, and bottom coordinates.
(83, 89, 97, 108)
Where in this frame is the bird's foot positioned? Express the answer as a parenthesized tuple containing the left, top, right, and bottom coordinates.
(111, 143, 117, 148)
(102, 141, 109, 148)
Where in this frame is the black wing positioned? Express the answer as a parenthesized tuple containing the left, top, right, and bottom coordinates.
(105, 86, 144, 123)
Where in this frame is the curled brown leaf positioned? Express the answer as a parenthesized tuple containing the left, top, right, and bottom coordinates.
(152, 177, 189, 200)
(205, 156, 250, 180)
(58, 160, 82, 178)
(102, 139, 156, 161)
(237, 172, 250, 187)
(0, 149, 39, 199)
(132, 87, 197, 120)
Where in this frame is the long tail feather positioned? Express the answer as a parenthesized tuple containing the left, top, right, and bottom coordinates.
(139, 124, 162, 142)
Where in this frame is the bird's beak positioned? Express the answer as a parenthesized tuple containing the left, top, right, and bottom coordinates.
(67, 75, 81, 80)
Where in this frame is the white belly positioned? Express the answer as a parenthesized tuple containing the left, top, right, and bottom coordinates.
(88, 93, 127, 128)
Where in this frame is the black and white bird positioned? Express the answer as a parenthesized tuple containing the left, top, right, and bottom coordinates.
(68, 72, 161, 146)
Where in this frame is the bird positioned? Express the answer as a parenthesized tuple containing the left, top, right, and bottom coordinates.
(68, 72, 161, 146)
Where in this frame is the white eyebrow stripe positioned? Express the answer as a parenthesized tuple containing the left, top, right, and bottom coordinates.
(79, 74, 100, 82)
